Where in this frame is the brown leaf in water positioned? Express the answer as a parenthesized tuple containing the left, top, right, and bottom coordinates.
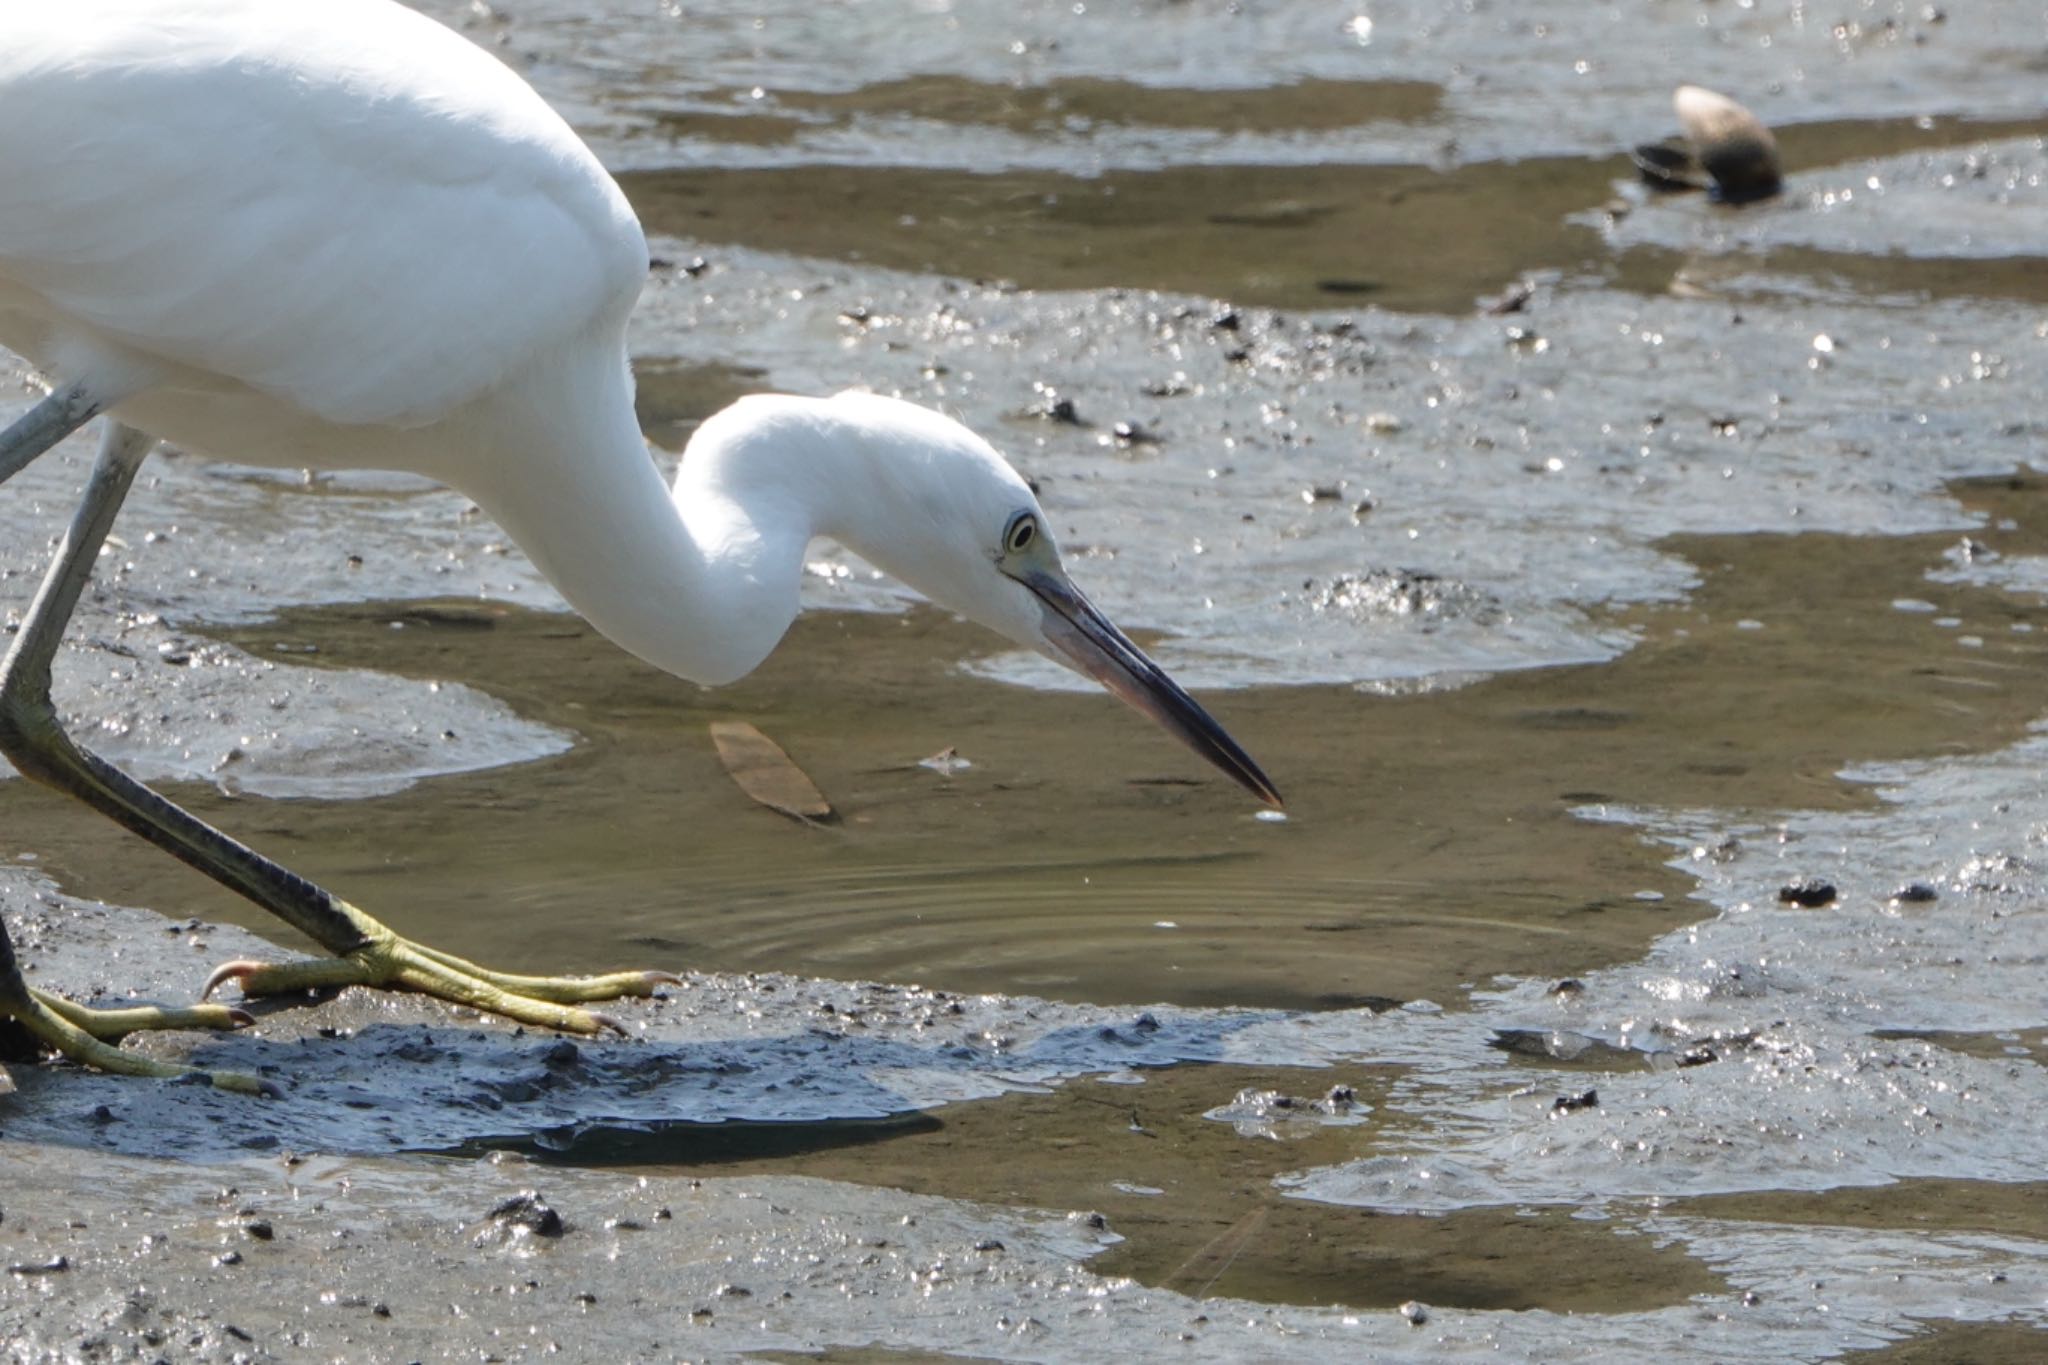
(710, 721, 834, 823)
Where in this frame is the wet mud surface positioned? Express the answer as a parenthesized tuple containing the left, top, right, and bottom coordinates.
(620, 113, 2048, 314)
(6, 0, 2048, 1359)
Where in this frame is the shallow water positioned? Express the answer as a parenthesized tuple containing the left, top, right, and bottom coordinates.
(9, 477, 2048, 1016)
(4, 0, 2048, 1359)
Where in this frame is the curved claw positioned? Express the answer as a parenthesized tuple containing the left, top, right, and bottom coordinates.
(589, 1010, 627, 1037)
(201, 960, 265, 1001)
(225, 1007, 257, 1029)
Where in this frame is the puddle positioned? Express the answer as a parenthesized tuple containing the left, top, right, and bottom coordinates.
(663, 1062, 1725, 1315)
(1675, 1179, 2048, 1242)
(1842, 1322, 2048, 1364)
(657, 74, 1448, 147)
(10, 468, 2048, 1020)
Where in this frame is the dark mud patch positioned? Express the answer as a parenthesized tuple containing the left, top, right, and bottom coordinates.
(0, 877, 1324, 1161)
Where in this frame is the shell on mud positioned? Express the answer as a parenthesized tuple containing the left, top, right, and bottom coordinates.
(1633, 85, 1782, 203)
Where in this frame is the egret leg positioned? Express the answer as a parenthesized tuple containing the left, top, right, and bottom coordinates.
(0, 381, 103, 486)
(0, 424, 674, 1084)
(0, 417, 266, 1089)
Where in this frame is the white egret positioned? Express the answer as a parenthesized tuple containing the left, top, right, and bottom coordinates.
(0, 0, 1278, 1092)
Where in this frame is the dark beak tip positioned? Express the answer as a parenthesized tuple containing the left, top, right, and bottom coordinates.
(1031, 575, 1284, 814)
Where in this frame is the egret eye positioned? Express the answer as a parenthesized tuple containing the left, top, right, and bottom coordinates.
(1004, 513, 1038, 555)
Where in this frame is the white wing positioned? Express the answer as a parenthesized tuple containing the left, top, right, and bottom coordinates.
(0, 0, 648, 427)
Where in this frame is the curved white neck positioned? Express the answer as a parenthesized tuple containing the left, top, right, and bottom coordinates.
(450, 357, 820, 687)
(445, 366, 1039, 690)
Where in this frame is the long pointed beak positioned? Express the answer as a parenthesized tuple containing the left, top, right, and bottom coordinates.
(1022, 570, 1283, 808)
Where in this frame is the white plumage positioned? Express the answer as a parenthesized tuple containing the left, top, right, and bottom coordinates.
(0, 0, 640, 432)
(0, 0, 1275, 1089)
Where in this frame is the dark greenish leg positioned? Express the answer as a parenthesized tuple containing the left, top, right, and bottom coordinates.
(0, 419, 674, 1088)
(0, 411, 265, 1089)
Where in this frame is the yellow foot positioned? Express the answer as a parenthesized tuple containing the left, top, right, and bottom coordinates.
(6, 987, 273, 1095)
(201, 921, 679, 1035)
(40, 990, 254, 1040)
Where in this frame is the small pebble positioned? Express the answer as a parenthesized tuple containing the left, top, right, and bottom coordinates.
(486, 1191, 564, 1238)
(1777, 878, 1837, 908)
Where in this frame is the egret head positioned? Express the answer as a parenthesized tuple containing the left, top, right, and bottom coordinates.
(822, 393, 1282, 808)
